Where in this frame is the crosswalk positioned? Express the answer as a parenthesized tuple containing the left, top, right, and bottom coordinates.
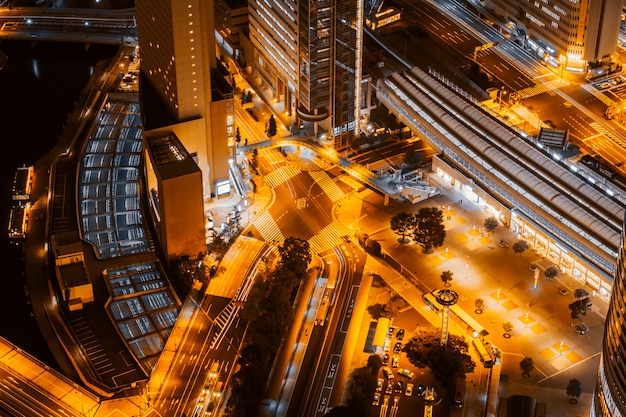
(515, 82, 554, 99)
(253, 210, 284, 244)
(309, 171, 345, 202)
(308, 221, 350, 255)
(264, 164, 301, 188)
(589, 122, 626, 150)
(582, 83, 615, 106)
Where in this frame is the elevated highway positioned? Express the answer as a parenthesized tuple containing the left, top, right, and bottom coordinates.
(0, 7, 136, 44)
(376, 65, 623, 292)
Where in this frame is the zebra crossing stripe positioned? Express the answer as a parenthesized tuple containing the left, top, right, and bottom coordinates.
(309, 171, 345, 202)
(264, 165, 301, 188)
(516, 83, 551, 99)
(253, 210, 284, 244)
(308, 222, 350, 255)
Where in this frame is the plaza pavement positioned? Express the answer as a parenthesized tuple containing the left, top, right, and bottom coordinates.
(331, 177, 607, 417)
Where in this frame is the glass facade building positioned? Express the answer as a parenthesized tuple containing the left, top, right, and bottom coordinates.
(484, 0, 622, 70)
(248, 0, 364, 149)
(595, 213, 626, 416)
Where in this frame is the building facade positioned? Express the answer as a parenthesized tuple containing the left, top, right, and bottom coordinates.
(594, 213, 626, 416)
(144, 133, 207, 261)
(484, 0, 622, 71)
(248, 0, 364, 149)
(136, 0, 234, 203)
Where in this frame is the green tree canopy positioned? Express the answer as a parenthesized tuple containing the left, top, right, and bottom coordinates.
(267, 114, 277, 137)
(390, 212, 416, 243)
(566, 378, 582, 399)
(512, 240, 530, 255)
(520, 357, 534, 374)
(412, 207, 446, 253)
(402, 327, 475, 381)
(483, 216, 498, 233)
(545, 265, 559, 279)
(278, 237, 311, 278)
(440, 270, 453, 287)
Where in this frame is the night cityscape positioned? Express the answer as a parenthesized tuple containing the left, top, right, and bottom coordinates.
(3, 0, 626, 416)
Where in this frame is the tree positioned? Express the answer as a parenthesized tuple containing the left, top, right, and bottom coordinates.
(520, 357, 534, 377)
(512, 240, 530, 255)
(390, 212, 415, 243)
(474, 298, 485, 314)
(566, 378, 582, 404)
(412, 207, 446, 253)
(381, 297, 404, 319)
(440, 270, 454, 287)
(278, 237, 311, 276)
(569, 288, 592, 335)
(483, 217, 498, 233)
(366, 354, 383, 374)
(364, 238, 382, 256)
(267, 114, 277, 137)
(403, 327, 475, 381)
(502, 321, 513, 338)
(545, 265, 559, 280)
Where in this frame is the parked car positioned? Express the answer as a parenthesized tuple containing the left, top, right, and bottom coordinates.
(498, 239, 509, 248)
(405, 383, 414, 396)
(396, 328, 405, 340)
(416, 384, 426, 396)
(372, 394, 380, 406)
(398, 368, 415, 378)
(394, 381, 404, 394)
(381, 353, 389, 364)
(385, 383, 393, 395)
(393, 342, 402, 354)
(382, 366, 394, 380)
(392, 355, 399, 368)
(376, 378, 383, 392)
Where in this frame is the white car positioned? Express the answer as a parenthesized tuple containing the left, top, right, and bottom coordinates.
(405, 383, 414, 396)
(398, 368, 415, 379)
(376, 378, 383, 392)
(372, 394, 380, 406)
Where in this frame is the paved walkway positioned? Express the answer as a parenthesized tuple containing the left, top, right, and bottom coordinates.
(331, 180, 605, 416)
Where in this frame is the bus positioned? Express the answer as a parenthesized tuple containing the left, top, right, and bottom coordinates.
(472, 337, 494, 368)
(422, 290, 488, 337)
(315, 282, 335, 326)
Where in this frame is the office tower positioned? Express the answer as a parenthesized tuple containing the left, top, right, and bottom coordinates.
(594, 213, 626, 416)
(215, 0, 249, 61)
(248, 0, 364, 149)
(136, 0, 234, 201)
(144, 133, 206, 261)
(483, 0, 622, 71)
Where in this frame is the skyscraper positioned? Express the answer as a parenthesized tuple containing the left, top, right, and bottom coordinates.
(248, 0, 364, 149)
(136, 0, 234, 201)
(594, 213, 626, 416)
(483, 0, 622, 71)
(136, 0, 236, 257)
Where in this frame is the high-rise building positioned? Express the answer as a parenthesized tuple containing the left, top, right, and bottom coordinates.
(136, 0, 234, 202)
(248, 0, 364, 149)
(594, 213, 626, 416)
(483, 0, 622, 71)
(136, 0, 236, 257)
